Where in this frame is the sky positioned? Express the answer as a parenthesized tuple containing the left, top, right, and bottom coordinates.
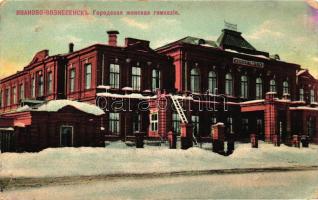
(0, 0, 318, 79)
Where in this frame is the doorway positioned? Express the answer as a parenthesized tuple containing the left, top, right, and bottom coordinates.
(60, 126, 73, 147)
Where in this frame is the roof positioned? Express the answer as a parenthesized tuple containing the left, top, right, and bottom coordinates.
(176, 36, 218, 47)
(217, 29, 256, 50)
(16, 100, 105, 116)
(156, 29, 270, 58)
(156, 36, 218, 51)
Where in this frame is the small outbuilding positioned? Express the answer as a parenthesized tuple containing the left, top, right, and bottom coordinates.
(0, 100, 105, 152)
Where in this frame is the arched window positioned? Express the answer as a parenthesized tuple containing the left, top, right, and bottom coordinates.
(310, 89, 315, 103)
(240, 75, 248, 99)
(256, 77, 263, 99)
(269, 79, 276, 93)
(283, 81, 289, 95)
(208, 71, 217, 94)
(190, 68, 200, 93)
(225, 73, 233, 96)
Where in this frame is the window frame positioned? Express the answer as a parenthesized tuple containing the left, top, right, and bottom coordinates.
(109, 112, 120, 135)
(132, 113, 142, 133)
(47, 71, 53, 94)
(31, 77, 35, 98)
(152, 69, 161, 91)
(19, 83, 24, 101)
(269, 79, 276, 93)
(69, 68, 76, 93)
(0, 89, 2, 108)
(256, 77, 263, 99)
(5, 88, 10, 106)
(38, 73, 44, 97)
(225, 73, 233, 96)
(227, 116, 234, 134)
(132, 67, 141, 91)
(283, 81, 289, 95)
(208, 71, 217, 94)
(172, 112, 181, 135)
(191, 115, 200, 136)
(12, 86, 17, 104)
(84, 63, 92, 90)
(190, 68, 200, 93)
(150, 112, 158, 132)
(109, 63, 120, 89)
(299, 88, 304, 101)
(240, 75, 248, 99)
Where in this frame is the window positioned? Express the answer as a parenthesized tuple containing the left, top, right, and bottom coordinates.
(240, 75, 248, 99)
(211, 115, 217, 125)
(152, 69, 161, 91)
(31, 77, 35, 98)
(256, 78, 263, 99)
(257, 119, 263, 135)
(110, 64, 120, 89)
(242, 118, 249, 133)
(109, 113, 120, 135)
(283, 81, 289, 95)
(12, 86, 17, 104)
(225, 73, 233, 96)
(190, 68, 200, 93)
(60, 126, 73, 147)
(269, 79, 276, 93)
(150, 113, 158, 132)
(19, 83, 24, 101)
(133, 113, 142, 133)
(38, 73, 44, 97)
(307, 116, 316, 137)
(172, 113, 181, 135)
(85, 64, 92, 89)
(132, 67, 141, 90)
(5, 88, 10, 106)
(227, 117, 233, 134)
(0, 90, 2, 107)
(310, 89, 315, 103)
(69, 68, 76, 92)
(191, 115, 199, 137)
(208, 71, 217, 94)
(47, 72, 53, 94)
(299, 88, 304, 101)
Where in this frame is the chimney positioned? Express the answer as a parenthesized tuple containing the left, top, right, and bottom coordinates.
(107, 30, 119, 46)
(69, 43, 74, 53)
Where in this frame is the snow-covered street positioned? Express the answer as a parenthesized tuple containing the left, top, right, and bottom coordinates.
(2, 170, 318, 199)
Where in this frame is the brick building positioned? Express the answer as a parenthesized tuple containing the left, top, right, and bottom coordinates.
(0, 28, 318, 152)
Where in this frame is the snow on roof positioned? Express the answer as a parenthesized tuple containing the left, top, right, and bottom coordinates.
(224, 49, 270, 60)
(35, 100, 105, 116)
(97, 92, 157, 100)
(16, 105, 31, 112)
(297, 69, 307, 76)
(0, 127, 14, 131)
(290, 106, 318, 111)
(275, 99, 291, 103)
(266, 92, 277, 95)
(240, 99, 265, 105)
(97, 85, 111, 90)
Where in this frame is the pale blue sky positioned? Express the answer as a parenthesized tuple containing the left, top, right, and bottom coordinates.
(0, 0, 318, 78)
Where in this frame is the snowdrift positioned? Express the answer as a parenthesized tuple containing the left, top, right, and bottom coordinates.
(0, 142, 317, 178)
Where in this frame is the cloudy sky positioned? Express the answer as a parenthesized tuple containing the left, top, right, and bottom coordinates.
(0, 0, 318, 79)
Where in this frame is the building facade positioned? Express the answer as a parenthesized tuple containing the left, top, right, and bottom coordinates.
(0, 28, 318, 152)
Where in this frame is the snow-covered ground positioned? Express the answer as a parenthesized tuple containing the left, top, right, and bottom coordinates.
(3, 171, 318, 199)
(0, 141, 318, 178)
